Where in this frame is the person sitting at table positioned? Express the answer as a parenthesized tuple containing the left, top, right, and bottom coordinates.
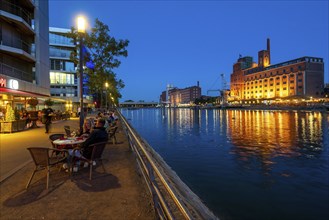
(80, 118, 108, 158)
(83, 118, 94, 135)
(64, 118, 108, 171)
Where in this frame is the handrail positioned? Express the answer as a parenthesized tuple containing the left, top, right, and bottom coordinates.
(117, 110, 219, 220)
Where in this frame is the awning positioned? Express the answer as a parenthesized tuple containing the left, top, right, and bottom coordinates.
(0, 88, 49, 97)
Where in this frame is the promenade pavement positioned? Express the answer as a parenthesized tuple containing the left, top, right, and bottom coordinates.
(0, 116, 156, 219)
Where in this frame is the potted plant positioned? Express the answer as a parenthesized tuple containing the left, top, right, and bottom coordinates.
(27, 98, 39, 128)
(44, 98, 54, 107)
(27, 98, 39, 110)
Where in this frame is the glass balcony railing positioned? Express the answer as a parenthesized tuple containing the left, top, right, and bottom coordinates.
(0, 63, 33, 83)
(0, 0, 33, 26)
(0, 32, 32, 54)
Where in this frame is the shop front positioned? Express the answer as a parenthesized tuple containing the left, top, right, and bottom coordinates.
(0, 76, 49, 133)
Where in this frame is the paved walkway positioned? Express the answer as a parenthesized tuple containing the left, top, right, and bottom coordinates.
(0, 117, 156, 219)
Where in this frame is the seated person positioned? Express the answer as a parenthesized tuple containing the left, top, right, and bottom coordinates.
(83, 118, 94, 135)
(67, 118, 108, 165)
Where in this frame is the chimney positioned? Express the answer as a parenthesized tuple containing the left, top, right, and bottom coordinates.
(197, 81, 200, 87)
(267, 38, 271, 64)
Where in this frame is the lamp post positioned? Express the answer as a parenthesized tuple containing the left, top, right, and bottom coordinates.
(77, 16, 86, 135)
(105, 82, 109, 110)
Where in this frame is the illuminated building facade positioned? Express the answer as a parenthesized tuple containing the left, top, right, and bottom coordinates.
(49, 27, 93, 111)
(0, 0, 50, 111)
(160, 82, 201, 106)
(230, 39, 324, 103)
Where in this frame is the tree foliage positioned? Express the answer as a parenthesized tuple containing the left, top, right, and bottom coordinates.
(67, 18, 129, 106)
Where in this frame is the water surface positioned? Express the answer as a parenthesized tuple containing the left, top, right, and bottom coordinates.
(121, 108, 329, 220)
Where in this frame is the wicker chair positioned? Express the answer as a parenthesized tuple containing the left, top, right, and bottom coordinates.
(26, 147, 68, 189)
(71, 142, 108, 180)
(64, 125, 72, 137)
(108, 126, 118, 144)
(49, 133, 65, 148)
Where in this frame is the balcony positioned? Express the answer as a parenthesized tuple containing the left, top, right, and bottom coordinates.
(0, 0, 34, 35)
(0, 32, 35, 62)
(0, 62, 33, 83)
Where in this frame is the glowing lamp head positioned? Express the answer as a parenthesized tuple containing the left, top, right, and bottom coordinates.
(77, 16, 86, 33)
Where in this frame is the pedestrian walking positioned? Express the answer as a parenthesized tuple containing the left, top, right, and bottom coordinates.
(42, 105, 54, 133)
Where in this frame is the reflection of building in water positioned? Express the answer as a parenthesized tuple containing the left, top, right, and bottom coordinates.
(230, 38, 324, 103)
(226, 110, 323, 171)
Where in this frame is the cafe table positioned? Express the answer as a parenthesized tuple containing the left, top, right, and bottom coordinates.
(53, 136, 87, 149)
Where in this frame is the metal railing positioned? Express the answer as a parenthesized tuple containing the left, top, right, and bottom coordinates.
(0, 0, 33, 26)
(117, 110, 219, 220)
(1, 32, 32, 54)
(0, 63, 33, 82)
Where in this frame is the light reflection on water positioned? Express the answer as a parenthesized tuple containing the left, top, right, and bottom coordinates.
(121, 108, 329, 220)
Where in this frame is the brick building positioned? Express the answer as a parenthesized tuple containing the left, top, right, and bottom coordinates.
(160, 82, 201, 106)
(229, 39, 324, 103)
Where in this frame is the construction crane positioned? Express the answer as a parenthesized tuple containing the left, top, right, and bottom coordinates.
(207, 73, 229, 106)
(207, 73, 227, 94)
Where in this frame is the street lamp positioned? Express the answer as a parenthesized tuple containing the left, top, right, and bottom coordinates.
(105, 82, 109, 110)
(77, 16, 86, 135)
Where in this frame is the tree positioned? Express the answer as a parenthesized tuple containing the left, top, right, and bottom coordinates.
(5, 104, 15, 122)
(67, 18, 129, 107)
(27, 98, 38, 110)
(44, 98, 54, 106)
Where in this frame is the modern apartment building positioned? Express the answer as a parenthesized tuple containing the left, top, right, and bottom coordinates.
(49, 27, 93, 112)
(0, 0, 49, 111)
(160, 82, 202, 106)
(229, 39, 324, 103)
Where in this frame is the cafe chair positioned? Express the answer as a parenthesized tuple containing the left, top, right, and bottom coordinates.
(64, 125, 72, 137)
(71, 142, 108, 180)
(26, 147, 68, 190)
(108, 126, 118, 144)
(49, 133, 65, 148)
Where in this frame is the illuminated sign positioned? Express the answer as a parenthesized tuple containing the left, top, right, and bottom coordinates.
(0, 78, 6, 87)
(8, 79, 19, 90)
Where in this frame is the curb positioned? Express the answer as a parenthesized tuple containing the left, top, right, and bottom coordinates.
(0, 160, 32, 183)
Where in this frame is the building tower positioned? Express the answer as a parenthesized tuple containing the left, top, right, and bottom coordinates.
(258, 38, 271, 68)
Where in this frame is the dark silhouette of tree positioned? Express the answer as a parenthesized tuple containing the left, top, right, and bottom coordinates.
(67, 18, 129, 106)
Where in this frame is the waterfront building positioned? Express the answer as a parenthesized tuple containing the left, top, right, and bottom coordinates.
(0, 0, 49, 111)
(49, 27, 93, 112)
(229, 38, 324, 104)
(160, 82, 201, 106)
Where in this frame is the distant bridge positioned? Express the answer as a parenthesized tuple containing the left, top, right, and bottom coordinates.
(119, 101, 158, 108)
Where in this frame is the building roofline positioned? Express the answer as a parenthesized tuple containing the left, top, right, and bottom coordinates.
(49, 27, 71, 33)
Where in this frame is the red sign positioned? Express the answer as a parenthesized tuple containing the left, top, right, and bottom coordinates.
(0, 78, 6, 87)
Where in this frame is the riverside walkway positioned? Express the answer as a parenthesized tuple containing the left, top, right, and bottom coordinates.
(0, 116, 156, 219)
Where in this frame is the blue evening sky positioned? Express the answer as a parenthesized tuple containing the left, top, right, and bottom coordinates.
(49, 0, 329, 102)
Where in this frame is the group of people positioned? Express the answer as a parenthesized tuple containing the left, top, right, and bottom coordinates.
(82, 111, 119, 134)
(63, 110, 119, 171)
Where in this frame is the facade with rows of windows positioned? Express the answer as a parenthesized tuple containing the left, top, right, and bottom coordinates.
(0, 0, 49, 112)
(49, 27, 93, 112)
(229, 39, 324, 104)
(160, 82, 202, 106)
